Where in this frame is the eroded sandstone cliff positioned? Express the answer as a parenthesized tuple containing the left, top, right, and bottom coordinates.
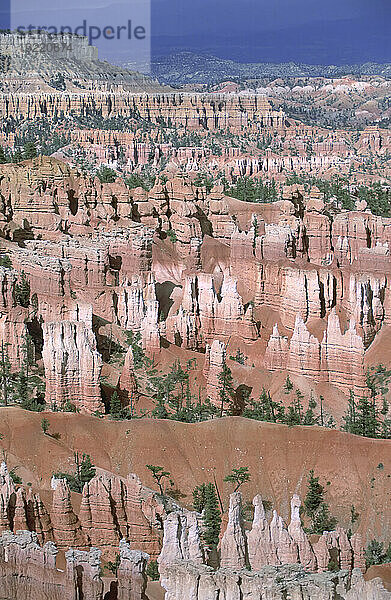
(0, 157, 389, 415)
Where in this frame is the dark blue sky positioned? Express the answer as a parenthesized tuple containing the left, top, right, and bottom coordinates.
(1, 0, 390, 65)
(152, 0, 391, 64)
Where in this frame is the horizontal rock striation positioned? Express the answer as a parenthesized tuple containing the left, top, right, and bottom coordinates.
(42, 320, 104, 414)
(0, 463, 163, 561)
(0, 155, 389, 410)
(265, 310, 366, 396)
(0, 91, 286, 132)
(160, 562, 391, 600)
(0, 531, 148, 600)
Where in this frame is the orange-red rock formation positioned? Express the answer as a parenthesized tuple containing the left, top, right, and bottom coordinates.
(0, 92, 286, 133)
(0, 464, 163, 561)
(51, 479, 85, 550)
(0, 531, 149, 600)
(42, 321, 104, 414)
(0, 154, 389, 412)
(158, 492, 376, 600)
(119, 347, 139, 409)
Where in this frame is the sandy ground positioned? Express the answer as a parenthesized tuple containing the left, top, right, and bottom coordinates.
(366, 564, 391, 591)
(1, 407, 391, 541)
(2, 406, 391, 589)
(146, 582, 165, 600)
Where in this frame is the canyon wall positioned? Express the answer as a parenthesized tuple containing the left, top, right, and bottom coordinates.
(0, 468, 389, 600)
(0, 462, 163, 561)
(0, 531, 148, 600)
(0, 158, 389, 412)
(0, 92, 286, 132)
(160, 561, 391, 600)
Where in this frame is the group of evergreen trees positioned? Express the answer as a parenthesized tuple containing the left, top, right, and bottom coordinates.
(101, 324, 391, 442)
(15, 271, 31, 308)
(224, 176, 279, 203)
(96, 166, 117, 184)
(193, 173, 214, 192)
(0, 141, 37, 164)
(143, 463, 252, 553)
(0, 268, 44, 411)
(147, 359, 219, 423)
(106, 331, 148, 420)
(302, 470, 337, 535)
(125, 167, 156, 192)
(342, 365, 391, 439)
(107, 338, 391, 441)
(237, 374, 335, 429)
(147, 461, 339, 562)
(284, 173, 390, 216)
(109, 391, 131, 420)
(0, 335, 45, 411)
(240, 365, 391, 439)
(355, 183, 390, 218)
(192, 469, 250, 551)
(217, 362, 235, 417)
(52, 452, 96, 493)
(193, 483, 222, 551)
(365, 540, 391, 568)
(107, 350, 219, 421)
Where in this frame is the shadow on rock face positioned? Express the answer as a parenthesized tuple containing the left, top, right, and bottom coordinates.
(104, 580, 118, 600)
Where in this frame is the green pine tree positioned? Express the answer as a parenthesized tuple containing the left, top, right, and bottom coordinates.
(355, 397, 379, 438)
(146, 560, 160, 581)
(258, 389, 275, 422)
(304, 470, 324, 519)
(311, 502, 337, 535)
(53, 452, 96, 493)
(78, 453, 96, 488)
(365, 540, 385, 567)
(283, 375, 293, 394)
(193, 483, 208, 512)
(17, 370, 30, 406)
(0, 254, 12, 268)
(15, 271, 30, 307)
(97, 166, 117, 183)
(342, 390, 358, 434)
(11, 150, 23, 163)
(319, 395, 325, 426)
(146, 465, 173, 495)
(218, 361, 235, 417)
(125, 331, 146, 369)
(367, 364, 391, 400)
(304, 393, 318, 425)
(303, 470, 337, 534)
(384, 542, 391, 563)
(242, 389, 285, 423)
(202, 483, 221, 550)
(343, 366, 391, 439)
(294, 389, 304, 420)
(110, 390, 123, 419)
(0, 341, 13, 406)
(17, 335, 38, 410)
(106, 553, 120, 576)
(41, 417, 50, 434)
(0, 147, 7, 164)
(285, 390, 305, 427)
(23, 141, 37, 160)
(151, 395, 169, 419)
(224, 467, 251, 492)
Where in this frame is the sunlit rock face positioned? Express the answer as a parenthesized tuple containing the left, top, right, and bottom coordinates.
(157, 493, 386, 600)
